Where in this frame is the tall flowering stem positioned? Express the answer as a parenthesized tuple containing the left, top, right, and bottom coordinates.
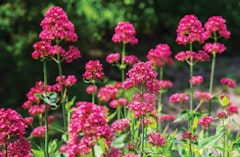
(157, 67, 163, 131)
(189, 42, 194, 113)
(43, 58, 49, 157)
(121, 42, 126, 81)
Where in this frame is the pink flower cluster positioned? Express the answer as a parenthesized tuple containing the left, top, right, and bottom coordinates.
(147, 132, 167, 147)
(122, 62, 157, 89)
(83, 60, 104, 81)
(147, 43, 173, 68)
(176, 14, 205, 45)
(30, 126, 46, 138)
(123, 55, 139, 66)
(175, 50, 210, 62)
(123, 154, 140, 157)
(40, 6, 78, 42)
(220, 77, 236, 88)
(181, 131, 197, 141)
(98, 85, 118, 103)
(0, 108, 31, 156)
(194, 92, 212, 101)
(199, 116, 213, 129)
(159, 114, 176, 122)
(203, 43, 226, 54)
(86, 85, 98, 95)
(190, 75, 204, 85)
(204, 16, 231, 39)
(112, 21, 138, 45)
(61, 101, 114, 156)
(159, 80, 173, 89)
(169, 93, 189, 103)
(217, 111, 228, 119)
(227, 105, 239, 115)
(106, 52, 120, 64)
(128, 93, 156, 117)
(111, 118, 130, 132)
(56, 75, 77, 88)
(109, 98, 128, 108)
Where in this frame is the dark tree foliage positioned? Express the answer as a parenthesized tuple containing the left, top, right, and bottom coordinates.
(0, 0, 239, 107)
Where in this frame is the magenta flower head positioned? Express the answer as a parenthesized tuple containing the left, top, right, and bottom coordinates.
(204, 16, 231, 39)
(190, 75, 204, 85)
(86, 85, 98, 95)
(199, 116, 213, 129)
(83, 60, 104, 82)
(147, 132, 167, 147)
(147, 43, 173, 68)
(182, 131, 197, 142)
(40, 6, 78, 42)
(227, 105, 239, 115)
(176, 14, 205, 45)
(111, 118, 130, 132)
(63, 101, 114, 156)
(194, 92, 212, 101)
(106, 52, 120, 64)
(122, 62, 157, 89)
(30, 126, 46, 138)
(56, 75, 77, 88)
(220, 77, 236, 88)
(203, 43, 226, 55)
(123, 55, 139, 66)
(169, 93, 189, 104)
(0, 108, 32, 156)
(32, 41, 54, 59)
(112, 21, 138, 45)
(217, 111, 228, 119)
(159, 114, 176, 122)
(175, 50, 210, 62)
(97, 85, 118, 103)
(123, 154, 140, 157)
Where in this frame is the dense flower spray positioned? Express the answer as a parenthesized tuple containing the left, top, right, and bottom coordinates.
(60, 101, 114, 156)
(0, 108, 32, 156)
(83, 60, 105, 82)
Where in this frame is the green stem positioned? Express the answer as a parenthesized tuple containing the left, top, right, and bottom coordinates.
(121, 42, 127, 117)
(222, 119, 226, 157)
(141, 116, 145, 157)
(188, 42, 194, 129)
(157, 67, 163, 132)
(208, 52, 216, 116)
(91, 82, 96, 104)
(57, 54, 67, 132)
(43, 59, 49, 157)
(189, 142, 193, 157)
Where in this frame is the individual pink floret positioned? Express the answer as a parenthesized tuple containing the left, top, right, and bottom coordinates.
(147, 132, 167, 147)
(169, 93, 189, 103)
(220, 78, 236, 88)
(190, 76, 204, 85)
(112, 21, 138, 45)
(199, 116, 213, 129)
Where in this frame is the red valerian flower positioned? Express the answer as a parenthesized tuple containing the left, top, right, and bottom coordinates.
(147, 132, 167, 147)
(199, 116, 213, 129)
(190, 75, 204, 85)
(112, 21, 138, 45)
(176, 14, 205, 45)
(220, 77, 236, 88)
(106, 52, 120, 64)
(175, 50, 210, 62)
(30, 126, 46, 138)
(123, 55, 139, 66)
(98, 85, 118, 103)
(217, 111, 228, 119)
(182, 131, 197, 141)
(83, 60, 104, 81)
(204, 16, 231, 39)
(159, 114, 176, 122)
(203, 43, 226, 54)
(40, 6, 78, 42)
(169, 93, 189, 103)
(86, 85, 98, 95)
(194, 92, 212, 101)
(147, 43, 173, 68)
(227, 105, 239, 115)
(111, 118, 130, 132)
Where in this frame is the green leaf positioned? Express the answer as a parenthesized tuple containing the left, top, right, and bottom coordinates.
(65, 96, 76, 111)
(173, 110, 188, 123)
(107, 110, 117, 122)
(111, 135, 125, 149)
(31, 149, 45, 157)
(212, 96, 220, 103)
(232, 142, 240, 150)
(198, 132, 224, 148)
(35, 92, 58, 107)
(94, 144, 103, 157)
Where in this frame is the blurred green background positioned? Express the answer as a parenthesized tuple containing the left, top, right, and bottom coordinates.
(0, 0, 239, 108)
